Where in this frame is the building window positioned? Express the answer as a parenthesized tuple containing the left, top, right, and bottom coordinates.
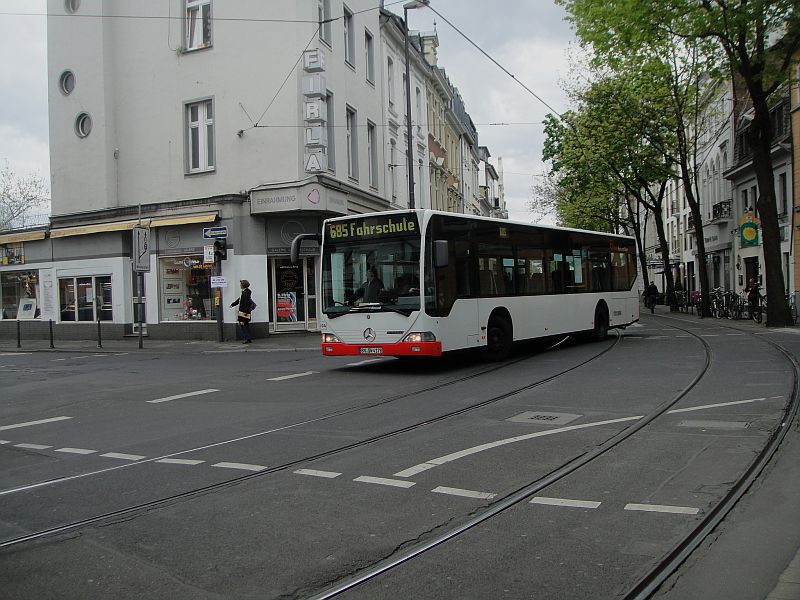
(365, 29, 375, 83)
(186, 0, 212, 51)
(75, 112, 92, 138)
(387, 58, 395, 110)
(58, 275, 112, 322)
(1, 271, 39, 320)
(186, 99, 215, 173)
(59, 70, 75, 95)
(346, 106, 358, 180)
(343, 5, 354, 67)
(778, 173, 787, 216)
(160, 257, 215, 321)
(318, 0, 331, 45)
(367, 121, 377, 188)
(415, 87, 422, 134)
(326, 91, 335, 171)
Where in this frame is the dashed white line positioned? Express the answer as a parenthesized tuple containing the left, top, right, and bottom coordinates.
(0, 440, 10, 444)
(530, 496, 601, 509)
(267, 371, 316, 381)
(0, 352, 32, 356)
(156, 458, 205, 465)
(101, 452, 146, 461)
(212, 462, 266, 472)
(15, 443, 52, 450)
(55, 447, 97, 455)
(147, 389, 220, 404)
(667, 398, 766, 414)
(354, 476, 416, 488)
(0, 416, 72, 432)
(432, 486, 495, 500)
(624, 503, 699, 515)
(294, 469, 342, 478)
(394, 463, 438, 478)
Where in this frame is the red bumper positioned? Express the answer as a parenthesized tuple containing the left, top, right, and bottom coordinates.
(322, 341, 443, 357)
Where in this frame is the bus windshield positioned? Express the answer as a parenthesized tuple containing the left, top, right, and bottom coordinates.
(321, 238, 422, 317)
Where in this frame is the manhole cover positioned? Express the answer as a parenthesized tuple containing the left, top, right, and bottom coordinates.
(508, 412, 582, 425)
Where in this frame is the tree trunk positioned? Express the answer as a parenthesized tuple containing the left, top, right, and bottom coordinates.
(653, 208, 676, 310)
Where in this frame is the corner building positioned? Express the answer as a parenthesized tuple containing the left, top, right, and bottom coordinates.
(38, 0, 428, 338)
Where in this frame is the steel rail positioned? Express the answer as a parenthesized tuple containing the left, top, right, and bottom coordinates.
(0, 334, 620, 550)
(305, 325, 713, 600)
(619, 316, 800, 599)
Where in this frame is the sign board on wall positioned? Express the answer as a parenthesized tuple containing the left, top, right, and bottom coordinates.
(251, 184, 347, 215)
(132, 227, 151, 272)
(302, 48, 328, 175)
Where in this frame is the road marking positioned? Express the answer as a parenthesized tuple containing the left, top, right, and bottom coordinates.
(52, 358, 68, 361)
(70, 355, 93, 360)
(346, 359, 385, 366)
(432, 486, 496, 500)
(0, 416, 72, 432)
(267, 371, 315, 381)
(294, 469, 342, 478)
(624, 503, 699, 515)
(531, 496, 601, 509)
(701, 334, 720, 337)
(14, 443, 52, 450)
(667, 397, 767, 414)
(395, 398, 771, 477)
(156, 458, 205, 465)
(55, 447, 97, 455)
(212, 462, 266, 472)
(726, 333, 745, 336)
(101, 452, 146, 461)
(147, 389, 220, 404)
(354, 476, 416, 488)
(0, 352, 32, 356)
(0, 440, 10, 444)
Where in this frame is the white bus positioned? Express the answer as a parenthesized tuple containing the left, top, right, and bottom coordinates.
(308, 210, 639, 360)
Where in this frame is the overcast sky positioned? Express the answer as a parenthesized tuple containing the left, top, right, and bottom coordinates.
(0, 0, 577, 223)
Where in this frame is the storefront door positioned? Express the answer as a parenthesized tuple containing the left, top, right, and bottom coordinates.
(271, 257, 316, 332)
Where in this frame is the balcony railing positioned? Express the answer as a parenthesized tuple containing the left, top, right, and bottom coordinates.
(711, 199, 732, 221)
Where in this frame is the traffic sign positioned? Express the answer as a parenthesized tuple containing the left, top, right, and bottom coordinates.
(203, 226, 228, 239)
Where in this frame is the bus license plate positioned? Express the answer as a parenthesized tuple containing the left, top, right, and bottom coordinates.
(360, 347, 383, 355)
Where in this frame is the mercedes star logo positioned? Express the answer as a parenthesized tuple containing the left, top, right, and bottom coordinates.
(363, 328, 376, 342)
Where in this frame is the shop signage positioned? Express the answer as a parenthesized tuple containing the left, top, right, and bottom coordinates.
(302, 48, 328, 174)
(203, 226, 228, 239)
(251, 183, 347, 216)
(203, 244, 215, 264)
(740, 210, 759, 248)
(210, 276, 227, 288)
(132, 227, 150, 272)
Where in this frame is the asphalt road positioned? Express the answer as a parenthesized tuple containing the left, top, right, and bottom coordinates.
(1, 314, 798, 599)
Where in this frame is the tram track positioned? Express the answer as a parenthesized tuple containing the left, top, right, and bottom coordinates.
(309, 318, 784, 600)
(0, 333, 621, 551)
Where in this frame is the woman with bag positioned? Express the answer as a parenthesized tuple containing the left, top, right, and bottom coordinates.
(230, 279, 255, 343)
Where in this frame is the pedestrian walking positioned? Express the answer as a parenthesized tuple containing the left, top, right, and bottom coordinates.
(645, 281, 658, 314)
(230, 279, 256, 343)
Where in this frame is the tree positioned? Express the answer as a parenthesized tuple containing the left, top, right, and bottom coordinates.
(560, 0, 799, 325)
(0, 161, 49, 231)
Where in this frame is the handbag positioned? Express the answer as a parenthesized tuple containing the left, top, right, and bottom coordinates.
(237, 311, 251, 320)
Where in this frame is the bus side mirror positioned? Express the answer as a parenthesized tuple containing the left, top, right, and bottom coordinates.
(433, 240, 449, 268)
(290, 233, 322, 264)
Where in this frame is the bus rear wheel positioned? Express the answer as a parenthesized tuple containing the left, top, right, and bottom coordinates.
(483, 317, 512, 361)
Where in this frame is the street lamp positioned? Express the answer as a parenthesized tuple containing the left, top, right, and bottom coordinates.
(403, 0, 429, 210)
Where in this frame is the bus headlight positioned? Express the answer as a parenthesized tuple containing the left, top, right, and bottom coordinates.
(322, 333, 341, 343)
(401, 332, 436, 343)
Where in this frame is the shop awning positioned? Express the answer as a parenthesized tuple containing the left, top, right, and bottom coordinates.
(49, 220, 141, 238)
(149, 213, 217, 227)
(0, 230, 47, 244)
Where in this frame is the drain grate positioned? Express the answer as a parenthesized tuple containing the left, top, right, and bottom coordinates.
(508, 411, 582, 426)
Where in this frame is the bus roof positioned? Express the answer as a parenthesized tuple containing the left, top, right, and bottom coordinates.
(323, 209, 636, 241)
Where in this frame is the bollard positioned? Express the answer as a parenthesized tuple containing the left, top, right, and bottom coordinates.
(16, 319, 21, 349)
(97, 318, 103, 348)
(49, 319, 54, 349)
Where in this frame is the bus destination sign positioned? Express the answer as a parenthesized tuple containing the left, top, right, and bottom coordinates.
(326, 215, 418, 241)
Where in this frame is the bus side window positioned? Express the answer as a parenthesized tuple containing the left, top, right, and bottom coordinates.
(549, 252, 565, 293)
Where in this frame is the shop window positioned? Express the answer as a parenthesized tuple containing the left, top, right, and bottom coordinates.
(159, 256, 215, 321)
(1, 271, 39, 319)
(58, 275, 112, 322)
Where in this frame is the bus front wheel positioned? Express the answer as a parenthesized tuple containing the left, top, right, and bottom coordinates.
(591, 305, 609, 341)
(483, 317, 513, 361)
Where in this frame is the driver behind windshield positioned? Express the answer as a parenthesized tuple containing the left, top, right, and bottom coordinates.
(347, 266, 384, 304)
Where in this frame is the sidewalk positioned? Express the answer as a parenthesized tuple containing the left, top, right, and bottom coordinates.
(0, 331, 322, 354)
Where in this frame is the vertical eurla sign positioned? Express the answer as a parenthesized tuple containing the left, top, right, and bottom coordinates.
(302, 48, 328, 173)
(132, 226, 151, 272)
